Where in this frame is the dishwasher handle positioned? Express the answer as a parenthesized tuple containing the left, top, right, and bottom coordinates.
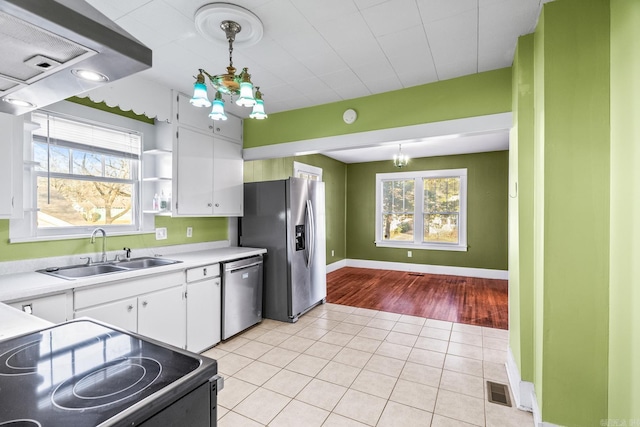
(225, 261, 262, 273)
(224, 256, 263, 272)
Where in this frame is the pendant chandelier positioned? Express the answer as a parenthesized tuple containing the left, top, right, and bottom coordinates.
(189, 4, 267, 121)
(394, 144, 409, 168)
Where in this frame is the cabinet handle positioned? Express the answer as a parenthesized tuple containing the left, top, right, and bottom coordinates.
(142, 301, 148, 307)
(209, 125, 213, 130)
(203, 268, 207, 276)
(216, 127, 221, 132)
(127, 304, 134, 312)
(207, 202, 212, 207)
(215, 203, 220, 208)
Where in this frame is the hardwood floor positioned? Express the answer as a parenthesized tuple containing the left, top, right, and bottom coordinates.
(326, 267, 509, 330)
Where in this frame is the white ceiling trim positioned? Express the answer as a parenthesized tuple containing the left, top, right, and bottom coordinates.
(81, 73, 173, 122)
(242, 112, 512, 162)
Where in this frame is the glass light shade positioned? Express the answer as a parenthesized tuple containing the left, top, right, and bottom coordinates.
(190, 82, 211, 108)
(393, 153, 409, 168)
(249, 99, 268, 119)
(236, 81, 256, 107)
(208, 94, 227, 121)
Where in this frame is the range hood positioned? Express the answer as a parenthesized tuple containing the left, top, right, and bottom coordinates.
(0, 0, 152, 115)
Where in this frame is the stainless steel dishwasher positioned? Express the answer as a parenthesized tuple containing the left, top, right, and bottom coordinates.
(222, 255, 264, 340)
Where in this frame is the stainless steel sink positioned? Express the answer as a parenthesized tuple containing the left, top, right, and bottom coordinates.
(37, 257, 181, 279)
(115, 257, 181, 269)
(39, 264, 128, 279)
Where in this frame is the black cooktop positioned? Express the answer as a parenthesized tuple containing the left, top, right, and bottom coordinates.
(0, 319, 214, 426)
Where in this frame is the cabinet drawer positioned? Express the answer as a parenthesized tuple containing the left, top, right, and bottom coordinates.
(186, 264, 220, 282)
(75, 271, 183, 310)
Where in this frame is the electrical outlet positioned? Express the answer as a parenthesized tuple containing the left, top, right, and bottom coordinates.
(155, 227, 167, 240)
(407, 250, 412, 258)
(186, 227, 193, 238)
(331, 250, 335, 257)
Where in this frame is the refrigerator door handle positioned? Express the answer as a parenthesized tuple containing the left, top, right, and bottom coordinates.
(306, 199, 315, 268)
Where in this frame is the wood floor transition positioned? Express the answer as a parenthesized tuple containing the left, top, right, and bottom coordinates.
(326, 267, 509, 330)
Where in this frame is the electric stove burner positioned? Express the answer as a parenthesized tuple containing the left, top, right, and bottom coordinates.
(0, 319, 215, 426)
(0, 421, 41, 427)
(51, 357, 162, 410)
(0, 341, 40, 376)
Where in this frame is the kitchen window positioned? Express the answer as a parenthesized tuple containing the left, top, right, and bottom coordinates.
(11, 108, 144, 241)
(375, 169, 467, 251)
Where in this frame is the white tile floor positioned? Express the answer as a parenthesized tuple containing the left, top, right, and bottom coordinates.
(202, 303, 533, 427)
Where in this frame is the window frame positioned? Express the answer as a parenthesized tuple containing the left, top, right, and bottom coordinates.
(10, 104, 147, 242)
(375, 168, 468, 252)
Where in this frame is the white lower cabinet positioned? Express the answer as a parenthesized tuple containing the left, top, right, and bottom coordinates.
(8, 293, 69, 324)
(138, 286, 186, 349)
(75, 297, 137, 332)
(74, 272, 186, 349)
(186, 264, 221, 353)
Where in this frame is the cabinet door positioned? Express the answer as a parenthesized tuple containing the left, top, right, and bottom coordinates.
(9, 293, 68, 324)
(186, 277, 221, 353)
(75, 297, 138, 332)
(0, 113, 22, 218)
(176, 92, 213, 133)
(213, 138, 243, 216)
(138, 286, 186, 349)
(175, 126, 214, 215)
(212, 114, 242, 142)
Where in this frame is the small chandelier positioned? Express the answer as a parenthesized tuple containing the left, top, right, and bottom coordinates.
(190, 19, 267, 120)
(393, 144, 409, 168)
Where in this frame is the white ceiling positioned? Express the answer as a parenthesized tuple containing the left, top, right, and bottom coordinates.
(85, 0, 547, 162)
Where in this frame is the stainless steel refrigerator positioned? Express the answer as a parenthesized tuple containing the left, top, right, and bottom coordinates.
(240, 177, 326, 323)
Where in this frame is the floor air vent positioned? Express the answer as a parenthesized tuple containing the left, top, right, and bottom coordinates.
(486, 381, 512, 407)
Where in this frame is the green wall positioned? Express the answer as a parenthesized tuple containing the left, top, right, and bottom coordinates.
(511, 1, 611, 425)
(509, 33, 536, 383)
(346, 151, 508, 270)
(0, 217, 228, 261)
(244, 154, 347, 265)
(609, 0, 640, 420)
(244, 68, 512, 148)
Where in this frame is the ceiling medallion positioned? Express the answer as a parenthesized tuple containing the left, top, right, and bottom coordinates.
(189, 3, 267, 120)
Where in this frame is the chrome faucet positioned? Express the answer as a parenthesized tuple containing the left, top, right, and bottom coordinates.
(90, 228, 107, 263)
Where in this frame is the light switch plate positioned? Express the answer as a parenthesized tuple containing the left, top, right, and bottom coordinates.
(155, 227, 167, 240)
(186, 227, 193, 238)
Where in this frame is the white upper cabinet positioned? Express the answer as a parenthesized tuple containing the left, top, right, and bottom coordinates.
(175, 92, 242, 143)
(167, 91, 244, 217)
(174, 127, 215, 216)
(173, 127, 243, 216)
(212, 138, 243, 215)
(0, 113, 23, 218)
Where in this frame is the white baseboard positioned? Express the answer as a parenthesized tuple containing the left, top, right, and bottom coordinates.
(506, 348, 535, 411)
(326, 259, 347, 274)
(506, 349, 563, 427)
(342, 259, 508, 280)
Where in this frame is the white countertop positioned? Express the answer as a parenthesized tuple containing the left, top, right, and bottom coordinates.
(0, 303, 53, 341)
(0, 246, 266, 302)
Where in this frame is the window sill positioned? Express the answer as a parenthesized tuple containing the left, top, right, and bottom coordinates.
(10, 229, 155, 244)
(375, 241, 468, 252)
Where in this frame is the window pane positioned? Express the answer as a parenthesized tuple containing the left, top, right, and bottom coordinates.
(382, 214, 414, 241)
(424, 177, 460, 213)
(383, 179, 414, 213)
(37, 176, 133, 227)
(105, 156, 131, 179)
(34, 144, 71, 173)
(72, 150, 102, 176)
(424, 213, 458, 243)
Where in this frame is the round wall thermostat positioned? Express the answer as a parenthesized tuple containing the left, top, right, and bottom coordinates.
(343, 108, 357, 124)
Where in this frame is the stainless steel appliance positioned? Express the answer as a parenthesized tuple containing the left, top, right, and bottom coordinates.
(222, 255, 264, 339)
(240, 177, 326, 323)
(0, 318, 222, 426)
(0, 0, 152, 115)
